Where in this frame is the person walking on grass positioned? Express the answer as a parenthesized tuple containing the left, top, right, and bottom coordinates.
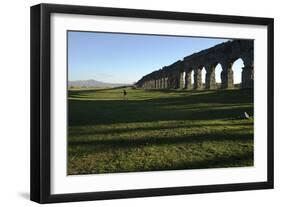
(123, 89, 128, 101)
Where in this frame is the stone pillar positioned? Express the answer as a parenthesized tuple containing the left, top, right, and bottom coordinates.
(184, 71, 192, 90)
(174, 76, 178, 89)
(221, 61, 234, 89)
(179, 72, 184, 89)
(168, 76, 173, 89)
(172, 76, 176, 89)
(205, 65, 216, 89)
(241, 55, 254, 89)
(194, 67, 202, 90)
(170, 77, 174, 89)
(170, 76, 176, 89)
(242, 66, 254, 88)
(175, 75, 180, 89)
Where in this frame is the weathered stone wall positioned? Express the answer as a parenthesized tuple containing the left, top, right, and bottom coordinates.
(136, 39, 254, 90)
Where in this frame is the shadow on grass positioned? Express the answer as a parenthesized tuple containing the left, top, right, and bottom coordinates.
(68, 150, 253, 175)
(68, 129, 253, 153)
(68, 89, 254, 126)
(69, 89, 253, 104)
(68, 89, 254, 174)
(70, 122, 253, 136)
(68, 103, 253, 126)
(140, 151, 253, 172)
(68, 85, 131, 95)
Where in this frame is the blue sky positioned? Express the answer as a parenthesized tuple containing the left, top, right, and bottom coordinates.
(68, 31, 244, 84)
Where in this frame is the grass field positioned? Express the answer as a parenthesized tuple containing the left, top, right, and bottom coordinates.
(67, 87, 254, 175)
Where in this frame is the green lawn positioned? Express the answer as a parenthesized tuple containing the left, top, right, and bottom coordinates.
(67, 87, 254, 175)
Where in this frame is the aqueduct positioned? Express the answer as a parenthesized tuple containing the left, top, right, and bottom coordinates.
(135, 40, 254, 90)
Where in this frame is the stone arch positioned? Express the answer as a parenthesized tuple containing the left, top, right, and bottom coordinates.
(190, 70, 194, 89)
(179, 71, 185, 89)
(136, 40, 253, 90)
(205, 63, 217, 89)
(232, 58, 244, 88)
(201, 67, 207, 89)
(215, 63, 223, 84)
(176, 70, 185, 89)
(168, 73, 178, 89)
(167, 74, 174, 89)
(182, 71, 186, 89)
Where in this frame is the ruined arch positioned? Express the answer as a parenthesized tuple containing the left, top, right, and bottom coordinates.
(232, 58, 244, 88)
(136, 39, 254, 90)
(182, 71, 186, 88)
(215, 63, 223, 84)
(202, 67, 207, 85)
(190, 70, 194, 89)
(205, 63, 217, 89)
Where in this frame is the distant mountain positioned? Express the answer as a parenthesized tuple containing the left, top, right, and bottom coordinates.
(68, 79, 130, 88)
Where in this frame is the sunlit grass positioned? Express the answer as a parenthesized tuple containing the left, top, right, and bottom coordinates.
(67, 87, 254, 175)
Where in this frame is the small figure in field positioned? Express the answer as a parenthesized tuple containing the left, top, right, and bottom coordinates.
(123, 89, 128, 101)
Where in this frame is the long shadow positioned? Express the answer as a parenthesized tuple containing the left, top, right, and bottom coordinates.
(69, 89, 253, 105)
(133, 151, 254, 173)
(69, 150, 253, 175)
(68, 86, 131, 95)
(70, 122, 253, 136)
(68, 129, 253, 153)
(68, 103, 253, 126)
(68, 150, 253, 175)
(68, 89, 254, 126)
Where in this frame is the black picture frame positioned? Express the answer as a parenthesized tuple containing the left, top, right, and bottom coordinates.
(30, 3, 274, 204)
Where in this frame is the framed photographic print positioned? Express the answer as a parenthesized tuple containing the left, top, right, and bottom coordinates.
(30, 3, 274, 203)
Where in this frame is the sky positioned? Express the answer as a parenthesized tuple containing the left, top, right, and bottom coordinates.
(68, 31, 244, 84)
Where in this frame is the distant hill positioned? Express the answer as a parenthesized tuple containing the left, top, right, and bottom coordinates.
(68, 79, 130, 88)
